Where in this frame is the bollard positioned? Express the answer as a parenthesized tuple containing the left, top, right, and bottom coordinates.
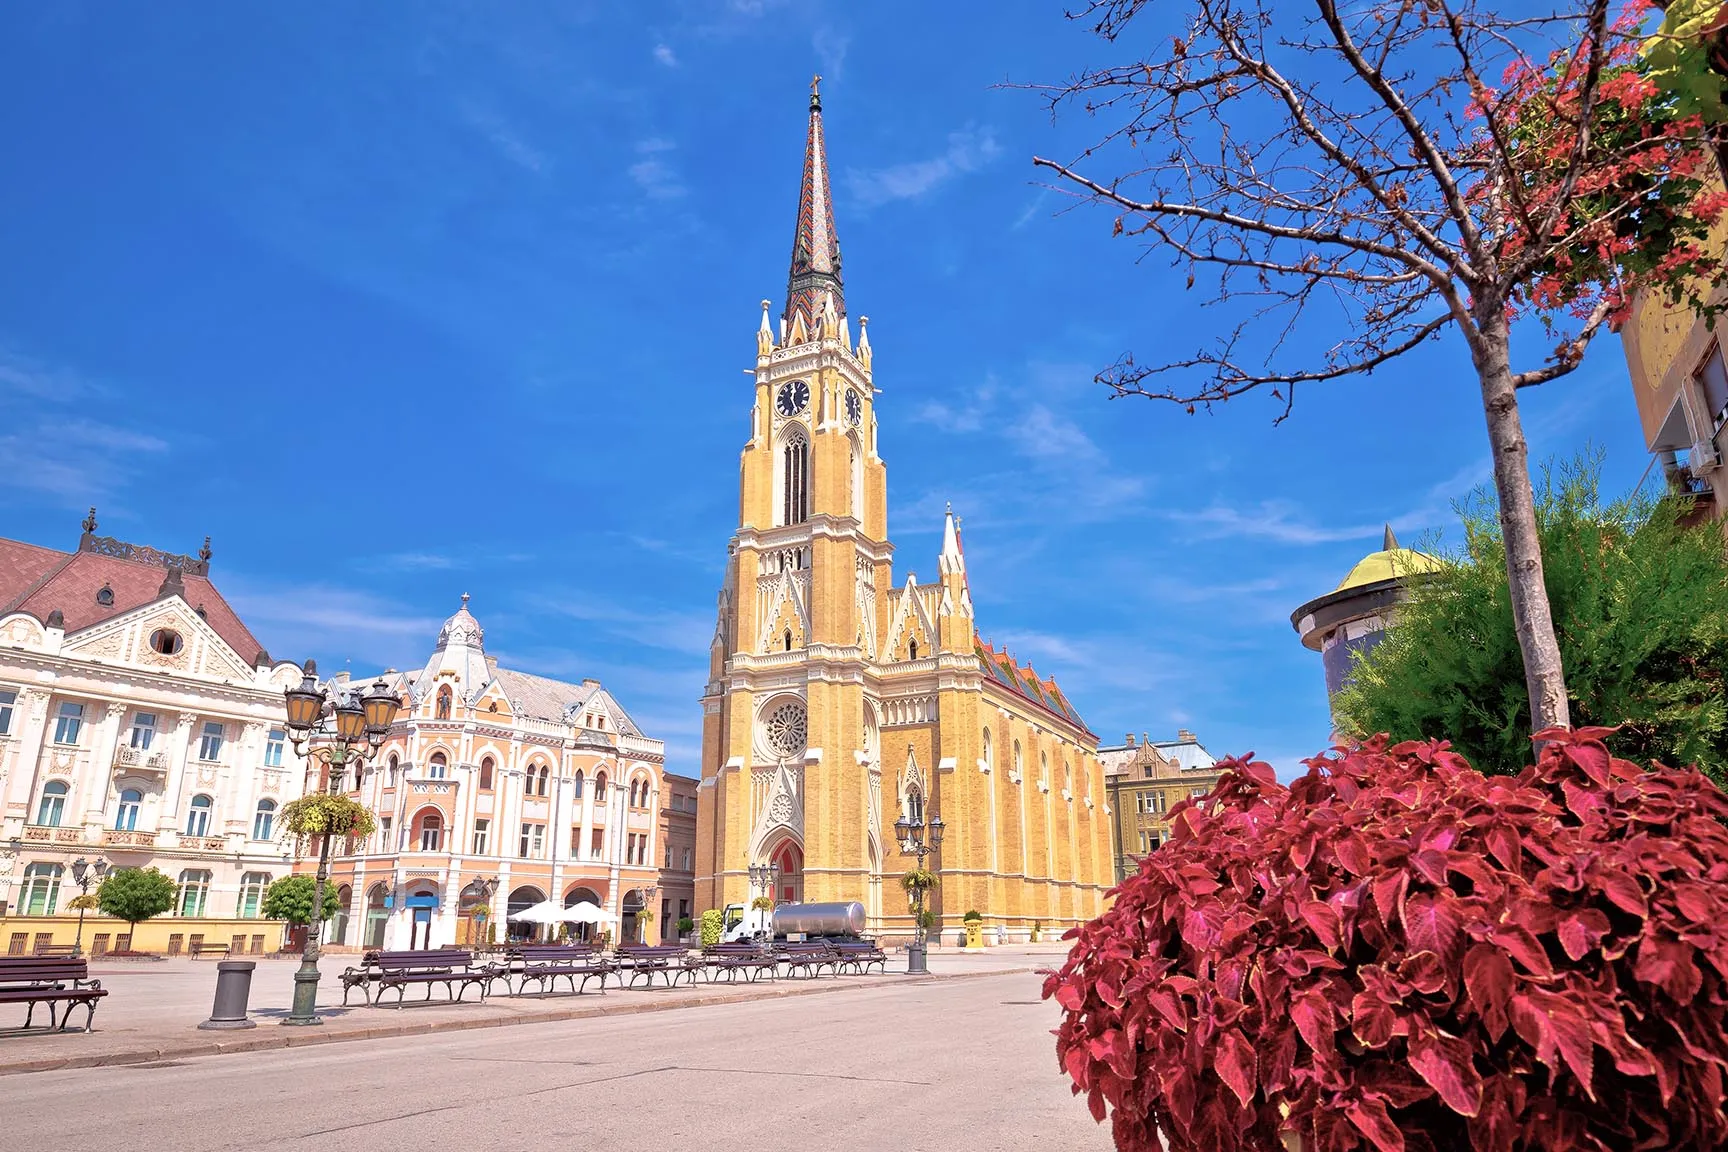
(198, 960, 258, 1030)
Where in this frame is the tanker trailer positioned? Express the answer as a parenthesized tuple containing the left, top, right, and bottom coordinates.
(769, 901, 866, 940)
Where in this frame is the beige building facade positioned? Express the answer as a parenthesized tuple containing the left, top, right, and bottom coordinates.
(694, 84, 1113, 940)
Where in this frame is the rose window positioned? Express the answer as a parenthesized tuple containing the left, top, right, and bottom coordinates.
(764, 702, 808, 759)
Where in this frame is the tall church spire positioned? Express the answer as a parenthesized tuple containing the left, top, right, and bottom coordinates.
(784, 75, 844, 344)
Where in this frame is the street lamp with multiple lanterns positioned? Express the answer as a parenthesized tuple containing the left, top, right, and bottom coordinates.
(894, 808, 944, 975)
(68, 856, 109, 956)
(280, 659, 401, 1026)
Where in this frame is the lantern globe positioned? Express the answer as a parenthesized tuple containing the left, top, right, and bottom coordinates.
(284, 660, 323, 733)
(362, 678, 400, 736)
(334, 696, 367, 743)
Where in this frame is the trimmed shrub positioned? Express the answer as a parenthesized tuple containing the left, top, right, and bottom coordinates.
(700, 908, 724, 949)
(964, 909, 984, 923)
(1045, 729, 1728, 1152)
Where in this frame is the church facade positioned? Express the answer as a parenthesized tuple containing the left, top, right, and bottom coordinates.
(694, 83, 1113, 939)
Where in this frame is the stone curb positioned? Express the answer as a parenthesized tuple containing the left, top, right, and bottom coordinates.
(0, 966, 1031, 1077)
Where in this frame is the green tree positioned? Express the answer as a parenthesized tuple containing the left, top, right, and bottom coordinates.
(260, 875, 341, 925)
(96, 867, 177, 944)
(1335, 457, 1728, 782)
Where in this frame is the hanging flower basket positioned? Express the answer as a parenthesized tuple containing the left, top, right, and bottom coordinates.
(281, 794, 376, 840)
(900, 868, 939, 892)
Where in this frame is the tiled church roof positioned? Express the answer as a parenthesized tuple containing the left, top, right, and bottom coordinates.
(783, 77, 844, 342)
(975, 636, 1092, 734)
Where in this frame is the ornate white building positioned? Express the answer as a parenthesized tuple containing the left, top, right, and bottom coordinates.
(321, 596, 670, 951)
(0, 512, 309, 941)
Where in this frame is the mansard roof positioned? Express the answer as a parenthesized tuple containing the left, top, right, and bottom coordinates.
(975, 636, 1093, 736)
(0, 524, 266, 664)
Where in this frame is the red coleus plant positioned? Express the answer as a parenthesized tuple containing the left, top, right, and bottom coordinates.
(1045, 730, 1728, 1151)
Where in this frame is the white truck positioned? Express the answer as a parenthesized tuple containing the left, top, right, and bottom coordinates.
(719, 901, 867, 943)
(719, 902, 770, 944)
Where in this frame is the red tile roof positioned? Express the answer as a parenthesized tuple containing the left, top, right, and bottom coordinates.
(975, 635, 1095, 738)
(0, 536, 267, 664)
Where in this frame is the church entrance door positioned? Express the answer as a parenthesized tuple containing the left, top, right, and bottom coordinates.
(772, 841, 803, 905)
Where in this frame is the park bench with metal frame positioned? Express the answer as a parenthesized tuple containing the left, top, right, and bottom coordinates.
(371, 949, 491, 1008)
(338, 949, 385, 1005)
(776, 940, 842, 978)
(0, 955, 108, 1033)
(701, 941, 779, 983)
(32, 943, 78, 959)
(495, 944, 614, 997)
(189, 941, 230, 960)
(614, 943, 700, 989)
(830, 939, 888, 975)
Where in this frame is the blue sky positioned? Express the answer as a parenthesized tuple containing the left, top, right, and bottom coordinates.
(0, 2, 1654, 774)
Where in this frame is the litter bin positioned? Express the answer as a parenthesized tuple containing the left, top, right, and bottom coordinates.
(198, 960, 258, 1030)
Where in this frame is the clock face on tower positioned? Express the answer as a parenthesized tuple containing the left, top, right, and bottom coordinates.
(776, 380, 810, 417)
(845, 388, 862, 426)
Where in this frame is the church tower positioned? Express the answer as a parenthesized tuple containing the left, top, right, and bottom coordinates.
(695, 81, 1113, 939)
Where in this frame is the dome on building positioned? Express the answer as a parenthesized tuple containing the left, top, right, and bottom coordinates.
(1333, 525, 1445, 594)
(436, 592, 485, 651)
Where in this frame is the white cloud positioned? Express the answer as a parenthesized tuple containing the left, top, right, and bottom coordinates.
(846, 126, 1002, 208)
(653, 42, 678, 67)
(629, 137, 686, 201)
(813, 26, 848, 81)
(0, 418, 168, 504)
(457, 101, 547, 174)
(222, 580, 442, 669)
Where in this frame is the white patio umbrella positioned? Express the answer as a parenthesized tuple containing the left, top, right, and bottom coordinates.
(562, 900, 618, 924)
(508, 899, 571, 924)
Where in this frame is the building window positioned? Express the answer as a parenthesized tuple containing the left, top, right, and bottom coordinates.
(665, 842, 673, 868)
(436, 686, 453, 720)
(0, 688, 14, 735)
(239, 872, 270, 919)
(96, 582, 114, 606)
(594, 772, 607, 802)
(252, 799, 277, 840)
(1695, 344, 1728, 430)
(199, 721, 225, 762)
(130, 712, 158, 751)
(1190, 787, 1209, 802)
(380, 816, 393, 853)
(264, 729, 285, 767)
(572, 770, 584, 799)
(1143, 764, 1154, 779)
(429, 752, 448, 780)
(905, 784, 925, 828)
(178, 869, 212, 917)
(473, 818, 490, 855)
(590, 828, 604, 859)
(185, 794, 214, 837)
(21, 863, 64, 915)
(36, 781, 68, 827)
(781, 431, 810, 526)
(480, 757, 494, 790)
(53, 701, 84, 745)
(386, 754, 399, 788)
(417, 811, 443, 852)
(115, 788, 142, 831)
(149, 628, 183, 656)
(683, 848, 693, 871)
(1013, 740, 1023, 780)
(520, 823, 544, 858)
(571, 825, 583, 855)
(679, 899, 689, 921)
(982, 728, 993, 772)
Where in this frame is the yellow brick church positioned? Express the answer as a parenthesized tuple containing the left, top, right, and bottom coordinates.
(694, 81, 1112, 939)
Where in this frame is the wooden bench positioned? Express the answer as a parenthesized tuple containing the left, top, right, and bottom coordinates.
(372, 949, 491, 1008)
(0, 956, 108, 1033)
(830, 938, 888, 975)
(613, 944, 700, 989)
(32, 943, 79, 959)
(189, 941, 230, 959)
(776, 940, 841, 978)
(702, 941, 779, 983)
(496, 945, 614, 997)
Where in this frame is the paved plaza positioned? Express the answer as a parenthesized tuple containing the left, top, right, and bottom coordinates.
(5, 949, 1108, 1152)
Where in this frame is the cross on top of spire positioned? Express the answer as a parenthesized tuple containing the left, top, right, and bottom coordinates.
(784, 78, 843, 344)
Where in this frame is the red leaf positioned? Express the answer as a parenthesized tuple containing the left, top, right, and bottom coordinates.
(1373, 869, 1407, 928)
(1293, 992, 1338, 1067)
(1634, 936, 1703, 1003)
(1485, 824, 1522, 873)
(1351, 990, 1397, 1049)
(1406, 1026, 1484, 1117)
(1492, 924, 1553, 979)
(1055, 980, 1085, 1012)
(1557, 908, 1611, 961)
(1403, 890, 1465, 967)
(1345, 1093, 1406, 1152)
(1598, 870, 1648, 918)
(1213, 1027, 1257, 1107)
(1463, 943, 1514, 1042)
(1300, 900, 1343, 951)
(1412, 848, 1450, 886)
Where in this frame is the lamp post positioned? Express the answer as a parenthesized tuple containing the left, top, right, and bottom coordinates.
(894, 809, 945, 975)
(747, 862, 779, 941)
(68, 856, 109, 956)
(639, 884, 659, 944)
(280, 660, 400, 1026)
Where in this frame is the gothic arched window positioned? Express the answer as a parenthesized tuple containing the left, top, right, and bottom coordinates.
(781, 432, 810, 526)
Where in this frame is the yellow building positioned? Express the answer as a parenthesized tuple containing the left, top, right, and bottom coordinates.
(1100, 732, 1221, 882)
(694, 83, 1113, 940)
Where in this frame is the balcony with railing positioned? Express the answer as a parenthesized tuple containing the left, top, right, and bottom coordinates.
(112, 744, 170, 778)
(22, 823, 85, 845)
(103, 828, 159, 849)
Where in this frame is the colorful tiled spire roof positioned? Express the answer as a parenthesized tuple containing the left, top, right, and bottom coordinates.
(974, 635, 1093, 735)
(783, 75, 843, 343)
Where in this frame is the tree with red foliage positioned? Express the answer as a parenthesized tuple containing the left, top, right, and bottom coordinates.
(1029, 1, 1728, 743)
(1045, 731, 1728, 1151)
